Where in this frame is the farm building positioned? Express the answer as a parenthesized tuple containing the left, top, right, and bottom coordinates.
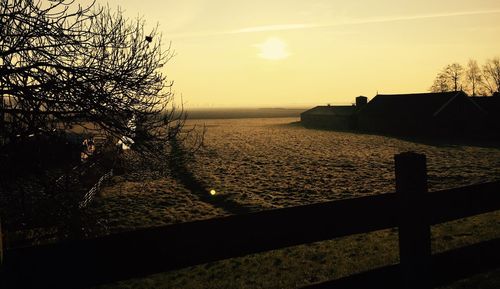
(300, 96, 367, 130)
(470, 92, 500, 137)
(471, 92, 500, 116)
(357, 91, 488, 137)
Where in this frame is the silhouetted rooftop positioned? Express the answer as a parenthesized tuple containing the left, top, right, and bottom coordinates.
(359, 91, 484, 118)
(301, 105, 355, 117)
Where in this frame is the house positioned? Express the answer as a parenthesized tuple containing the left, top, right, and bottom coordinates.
(357, 91, 487, 137)
(300, 96, 367, 130)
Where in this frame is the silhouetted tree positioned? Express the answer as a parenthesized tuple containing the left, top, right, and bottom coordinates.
(430, 58, 500, 96)
(430, 72, 451, 93)
(1, 0, 183, 148)
(445, 63, 464, 91)
(1, 0, 95, 143)
(465, 59, 483, 96)
(482, 57, 500, 94)
(430, 63, 463, 93)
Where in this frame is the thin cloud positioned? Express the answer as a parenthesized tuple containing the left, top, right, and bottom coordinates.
(230, 9, 500, 34)
(168, 9, 500, 39)
(344, 9, 500, 26)
(167, 24, 315, 39)
(234, 24, 317, 34)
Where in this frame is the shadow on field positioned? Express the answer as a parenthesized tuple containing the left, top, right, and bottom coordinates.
(297, 122, 500, 149)
(168, 139, 253, 215)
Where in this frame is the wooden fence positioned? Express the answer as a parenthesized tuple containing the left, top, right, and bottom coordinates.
(55, 149, 115, 210)
(79, 168, 113, 209)
(1, 152, 499, 288)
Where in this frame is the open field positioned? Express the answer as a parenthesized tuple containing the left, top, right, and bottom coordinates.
(185, 108, 307, 120)
(81, 117, 500, 288)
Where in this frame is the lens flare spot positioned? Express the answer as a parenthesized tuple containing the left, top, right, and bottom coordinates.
(210, 189, 217, 196)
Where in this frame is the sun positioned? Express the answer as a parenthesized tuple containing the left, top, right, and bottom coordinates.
(255, 37, 290, 60)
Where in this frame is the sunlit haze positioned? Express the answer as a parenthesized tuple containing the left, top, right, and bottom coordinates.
(93, 0, 500, 108)
(256, 37, 291, 61)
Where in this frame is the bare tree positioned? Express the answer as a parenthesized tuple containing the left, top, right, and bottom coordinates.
(71, 5, 184, 147)
(482, 57, 500, 94)
(465, 59, 483, 96)
(445, 63, 464, 91)
(430, 71, 451, 93)
(1, 0, 184, 149)
(1, 0, 97, 141)
(430, 63, 463, 93)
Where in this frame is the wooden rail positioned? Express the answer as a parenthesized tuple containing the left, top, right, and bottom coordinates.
(301, 237, 500, 289)
(1, 152, 499, 288)
(79, 168, 113, 208)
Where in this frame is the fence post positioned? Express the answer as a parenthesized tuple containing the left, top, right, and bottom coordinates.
(395, 152, 431, 289)
(0, 217, 3, 266)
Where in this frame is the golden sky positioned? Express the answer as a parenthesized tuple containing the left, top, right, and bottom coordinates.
(95, 0, 500, 108)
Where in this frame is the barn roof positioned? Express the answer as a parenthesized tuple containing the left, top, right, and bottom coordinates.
(301, 105, 356, 117)
(359, 91, 483, 118)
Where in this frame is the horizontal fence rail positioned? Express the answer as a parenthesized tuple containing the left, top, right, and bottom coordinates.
(302, 237, 500, 289)
(427, 181, 500, 224)
(2, 193, 400, 287)
(1, 152, 499, 289)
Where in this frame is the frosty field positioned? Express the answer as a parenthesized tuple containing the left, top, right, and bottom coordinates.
(89, 117, 500, 231)
(186, 117, 500, 208)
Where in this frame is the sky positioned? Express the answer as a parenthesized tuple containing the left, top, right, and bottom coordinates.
(89, 0, 500, 108)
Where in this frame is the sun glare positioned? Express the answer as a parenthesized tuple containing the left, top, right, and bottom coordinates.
(255, 37, 290, 60)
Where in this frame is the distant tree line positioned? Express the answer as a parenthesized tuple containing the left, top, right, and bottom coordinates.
(430, 57, 500, 96)
(0, 0, 184, 148)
